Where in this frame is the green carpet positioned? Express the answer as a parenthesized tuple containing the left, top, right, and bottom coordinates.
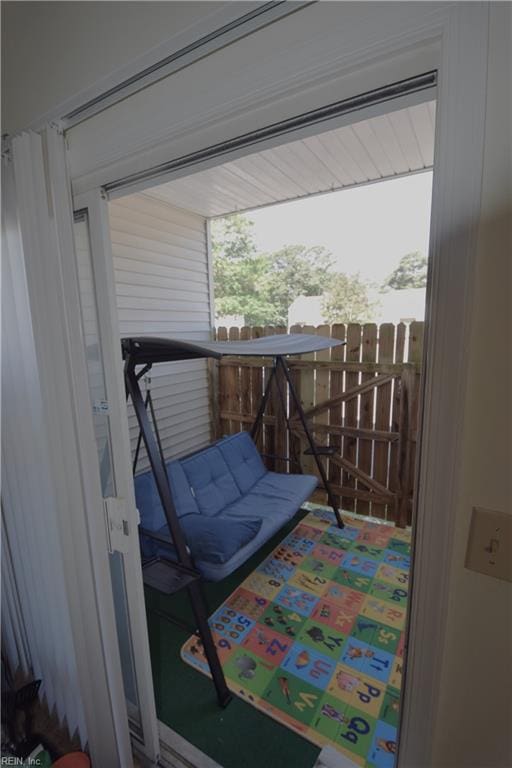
(145, 509, 320, 768)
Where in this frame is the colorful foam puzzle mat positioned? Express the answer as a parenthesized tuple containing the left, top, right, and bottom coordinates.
(181, 508, 411, 767)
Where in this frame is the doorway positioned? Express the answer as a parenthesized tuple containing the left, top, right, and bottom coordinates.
(75, 87, 435, 768)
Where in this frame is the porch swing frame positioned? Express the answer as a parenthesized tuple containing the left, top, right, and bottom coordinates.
(123, 333, 344, 707)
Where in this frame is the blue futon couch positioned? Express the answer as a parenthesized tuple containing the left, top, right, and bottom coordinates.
(134, 431, 317, 581)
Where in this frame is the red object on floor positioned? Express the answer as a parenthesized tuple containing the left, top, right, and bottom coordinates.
(52, 753, 91, 768)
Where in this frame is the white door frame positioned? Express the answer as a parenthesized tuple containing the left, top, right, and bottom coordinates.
(26, 2, 313, 133)
(73, 187, 160, 762)
(396, 3, 490, 761)
(12, 3, 489, 766)
(4, 127, 135, 766)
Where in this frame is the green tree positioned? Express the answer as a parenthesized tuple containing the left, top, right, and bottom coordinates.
(212, 214, 335, 325)
(260, 244, 334, 325)
(211, 214, 256, 263)
(383, 251, 427, 290)
(321, 273, 377, 324)
(212, 215, 272, 324)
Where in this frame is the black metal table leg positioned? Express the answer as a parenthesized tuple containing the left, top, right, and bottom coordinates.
(188, 581, 232, 707)
(126, 357, 231, 707)
(272, 356, 303, 473)
(250, 363, 276, 443)
(277, 356, 344, 529)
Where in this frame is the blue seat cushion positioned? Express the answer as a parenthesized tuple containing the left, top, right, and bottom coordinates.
(141, 514, 262, 566)
(168, 461, 201, 517)
(181, 446, 241, 517)
(142, 500, 291, 581)
(134, 471, 164, 532)
(182, 514, 262, 564)
(134, 460, 199, 531)
(222, 490, 297, 522)
(197, 497, 297, 581)
(251, 472, 317, 506)
(216, 432, 266, 494)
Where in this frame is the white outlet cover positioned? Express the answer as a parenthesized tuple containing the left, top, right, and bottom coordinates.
(465, 506, 512, 582)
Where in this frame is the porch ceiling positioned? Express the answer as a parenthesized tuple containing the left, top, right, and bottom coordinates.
(145, 99, 435, 218)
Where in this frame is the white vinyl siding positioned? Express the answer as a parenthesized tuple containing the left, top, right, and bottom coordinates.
(109, 194, 212, 472)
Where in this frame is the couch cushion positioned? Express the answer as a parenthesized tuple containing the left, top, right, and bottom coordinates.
(181, 514, 262, 564)
(216, 432, 266, 494)
(251, 472, 317, 507)
(140, 489, 296, 580)
(140, 514, 262, 567)
(222, 491, 294, 524)
(196, 500, 294, 581)
(167, 461, 201, 518)
(134, 461, 199, 532)
(134, 471, 165, 532)
(181, 446, 241, 517)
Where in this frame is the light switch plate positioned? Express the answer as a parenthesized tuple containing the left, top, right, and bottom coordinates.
(465, 507, 512, 582)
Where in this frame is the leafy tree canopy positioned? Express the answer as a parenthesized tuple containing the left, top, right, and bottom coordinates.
(211, 214, 256, 263)
(259, 244, 334, 325)
(212, 214, 335, 325)
(212, 215, 266, 324)
(321, 273, 377, 324)
(383, 251, 427, 290)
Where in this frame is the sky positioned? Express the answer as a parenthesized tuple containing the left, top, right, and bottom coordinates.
(246, 171, 433, 287)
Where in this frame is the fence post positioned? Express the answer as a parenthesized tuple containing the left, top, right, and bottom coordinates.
(263, 326, 277, 469)
(217, 327, 229, 437)
(342, 324, 362, 512)
(288, 324, 303, 472)
(240, 326, 251, 433)
(388, 323, 406, 521)
(315, 325, 332, 501)
(273, 326, 287, 473)
(373, 323, 395, 518)
(227, 326, 241, 434)
(208, 357, 221, 441)
(300, 325, 316, 478)
(328, 324, 346, 509)
(407, 321, 425, 526)
(358, 323, 377, 516)
(397, 365, 416, 528)
(251, 326, 264, 452)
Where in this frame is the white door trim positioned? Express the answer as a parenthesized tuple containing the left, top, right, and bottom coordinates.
(62, 2, 312, 129)
(398, 5, 489, 765)
(157, 722, 223, 768)
(45, 129, 141, 765)
(6, 127, 132, 766)
(25, 2, 312, 133)
(74, 188, 160, 762)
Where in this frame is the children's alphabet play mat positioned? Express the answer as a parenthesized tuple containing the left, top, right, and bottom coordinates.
(181, 508, 411, 768)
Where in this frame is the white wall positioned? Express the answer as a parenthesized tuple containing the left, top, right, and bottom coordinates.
(109, 193, 212, 471)
(0, 1, 248, 135)
(431, 5, 512, 767)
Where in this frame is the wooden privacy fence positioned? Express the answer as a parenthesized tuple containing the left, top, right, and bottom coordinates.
(212, 322, 424, 527)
